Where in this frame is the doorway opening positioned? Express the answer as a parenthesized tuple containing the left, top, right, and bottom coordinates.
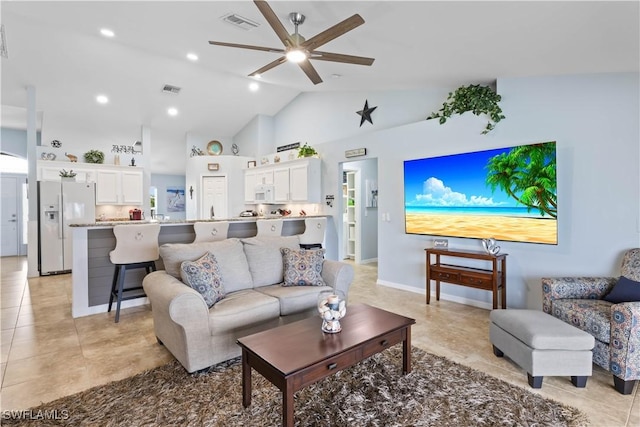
(339, 158, 378, 264)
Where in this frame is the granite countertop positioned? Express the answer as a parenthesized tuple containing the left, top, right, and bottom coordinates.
(70, 214, 329, 227)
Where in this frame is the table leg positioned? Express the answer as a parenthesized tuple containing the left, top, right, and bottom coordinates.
(283, 380, 294, 427)
(436, 280, 440, 301)
(426, 277, 431, 304)
(501, 258, 507, 309)
(242, 350, 251, 408)
(402, 326, 412, 374)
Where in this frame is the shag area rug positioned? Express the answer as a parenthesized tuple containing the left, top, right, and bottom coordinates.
(4, 346, 587, 426)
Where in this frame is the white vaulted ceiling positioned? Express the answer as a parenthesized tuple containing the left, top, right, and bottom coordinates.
(2, 1, 638, 169)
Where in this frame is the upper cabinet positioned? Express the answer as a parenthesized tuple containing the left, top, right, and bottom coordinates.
(37, 160, 144, 206)
(244, 158, 321, 204)
(96, 169, 143, 205)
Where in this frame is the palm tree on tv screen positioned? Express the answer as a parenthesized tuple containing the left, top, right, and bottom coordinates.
(485, 142, 557, 218)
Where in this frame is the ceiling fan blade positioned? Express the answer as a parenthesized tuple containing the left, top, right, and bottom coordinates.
(208, 41, 285, 54)
(248, 56, 287, 77)
(310, 51, 375, 66)
(302, 14, 365, 52)
(253, 0, 294, 48)
(298, 60, 323, 85)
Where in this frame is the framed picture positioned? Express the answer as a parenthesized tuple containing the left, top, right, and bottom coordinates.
(208, 163, 219, 171)
(247, 160, 257, 168)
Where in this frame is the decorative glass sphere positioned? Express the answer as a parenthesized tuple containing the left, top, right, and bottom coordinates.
(317, 290, 346, 333)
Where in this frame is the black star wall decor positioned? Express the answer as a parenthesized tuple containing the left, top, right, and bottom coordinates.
(356, 99, 377, 127)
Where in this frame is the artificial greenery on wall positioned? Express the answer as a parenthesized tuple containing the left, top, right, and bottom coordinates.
(427, 84, 505, 134)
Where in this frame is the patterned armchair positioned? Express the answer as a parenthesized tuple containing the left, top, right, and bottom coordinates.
(542, 249, 640, 394)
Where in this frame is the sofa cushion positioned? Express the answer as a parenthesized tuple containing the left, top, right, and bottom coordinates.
(208, 289, 280, 333)
(159, 238, 253, 293)
(242, 235, 300, 287)
(551, 299, 613, 344)
(179, 252, 225, 308)
(604, 276, 640, 303)
(257, 283, 333, 316)
(281, 247, 326, 287)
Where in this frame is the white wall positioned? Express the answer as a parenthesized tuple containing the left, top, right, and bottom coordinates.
(234, 114, 274, 158)
(269, 72, 639, 309)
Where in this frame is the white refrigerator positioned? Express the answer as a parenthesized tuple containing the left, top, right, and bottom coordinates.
(38, 181, 96, 275)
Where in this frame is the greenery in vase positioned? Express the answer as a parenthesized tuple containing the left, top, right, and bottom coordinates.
(84, 149, 105, 164)
(297, 143, 318, 158)
(427, 84, 505, 134)
(59, 169, 77, 178)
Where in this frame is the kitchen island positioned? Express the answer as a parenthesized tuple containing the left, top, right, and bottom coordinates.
(70, 216, 327, 318)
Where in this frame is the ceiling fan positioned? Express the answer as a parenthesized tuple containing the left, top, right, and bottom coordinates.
(209, 0, 375, 85)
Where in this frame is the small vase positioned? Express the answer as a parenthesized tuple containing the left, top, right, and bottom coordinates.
(317, 290, 346, 333)
(61, 177, 76, 182)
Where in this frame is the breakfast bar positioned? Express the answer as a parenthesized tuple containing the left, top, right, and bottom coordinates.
(70, 216, 325, 318)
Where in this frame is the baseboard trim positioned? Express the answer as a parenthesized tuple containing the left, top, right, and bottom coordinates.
(359, 257, 378, 264)
(376, 279, 492, 310)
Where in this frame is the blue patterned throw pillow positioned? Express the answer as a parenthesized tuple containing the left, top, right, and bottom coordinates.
(281, 247, 326, 287)
(180, 252, 226, 308)
(604, 276, 640, 304)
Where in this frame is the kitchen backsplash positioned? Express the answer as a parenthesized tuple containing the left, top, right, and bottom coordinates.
(95, 205, 142, 220)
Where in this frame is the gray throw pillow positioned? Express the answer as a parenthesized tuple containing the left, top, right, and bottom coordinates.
(180, 252, 225, 308)
(281, 247, 326, 287)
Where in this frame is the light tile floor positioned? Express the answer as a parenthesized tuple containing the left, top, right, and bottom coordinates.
(1, 256, 638, 425)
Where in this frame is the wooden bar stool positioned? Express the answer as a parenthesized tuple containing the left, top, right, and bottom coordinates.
(300, 217, 326, 249)
(108, 223, 160, 322)
(256, 219, 283, 236)
(192, 221, 229, 243)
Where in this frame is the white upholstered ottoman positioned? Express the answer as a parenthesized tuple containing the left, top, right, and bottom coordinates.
(489, 309, 595, 388)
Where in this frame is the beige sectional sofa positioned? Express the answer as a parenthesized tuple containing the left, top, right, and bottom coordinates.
(142, 235, 354, 373)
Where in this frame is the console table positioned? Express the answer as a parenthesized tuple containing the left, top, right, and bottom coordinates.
(425, 248, 507, 309)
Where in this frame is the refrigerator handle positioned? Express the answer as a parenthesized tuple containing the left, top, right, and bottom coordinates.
(58, 194, 64, 239)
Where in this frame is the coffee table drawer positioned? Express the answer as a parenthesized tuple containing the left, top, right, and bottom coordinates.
(296, 350, 358, 389)
(362, 329, 404, 359)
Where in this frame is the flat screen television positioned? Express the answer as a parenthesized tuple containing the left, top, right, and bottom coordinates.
(404, 141, 557, 245)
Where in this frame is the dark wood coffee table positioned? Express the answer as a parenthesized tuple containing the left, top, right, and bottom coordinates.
(236, 303, 416, 426)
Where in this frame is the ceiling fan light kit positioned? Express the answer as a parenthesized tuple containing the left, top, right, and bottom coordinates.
(209, 0, 375, 85)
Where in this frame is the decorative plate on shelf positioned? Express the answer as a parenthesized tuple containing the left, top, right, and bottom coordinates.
(207, 140, 223, 156)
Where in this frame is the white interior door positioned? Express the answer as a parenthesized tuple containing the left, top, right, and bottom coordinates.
(201, 176, 227, 219)
(1, 176, 20, 256)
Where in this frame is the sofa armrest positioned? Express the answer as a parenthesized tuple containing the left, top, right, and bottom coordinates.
(142, 271, 213, 372)
(541, 276, 617, 313)
(321, 259, 355, 300)
(610, 301, 640, 381)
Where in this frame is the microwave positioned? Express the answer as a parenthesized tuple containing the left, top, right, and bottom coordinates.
(255, 184, 275, 203)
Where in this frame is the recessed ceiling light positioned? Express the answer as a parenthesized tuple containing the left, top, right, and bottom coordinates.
(167, 107, 178, 116)
(96, 95, 109, 104)
(100, 28, 115, 38)
(186, 53, 198, 61)
(331, 74, 342, 79)
(253, 74, 262, 79)
(249, 82, 259, 92)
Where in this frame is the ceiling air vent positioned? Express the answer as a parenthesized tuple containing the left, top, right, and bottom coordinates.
(162, 84, 181, 95)
(221, 13, 260, 31)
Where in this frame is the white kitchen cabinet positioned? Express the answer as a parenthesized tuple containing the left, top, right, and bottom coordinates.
(96, 169, 143, 205)
(256, 169, 274, 186)
(37, 161, 95, 183)
(273, 167, 290, 202)
(243, 157, 321, 204)
(121, 170, 144, 204)
(244, 170, 257, 203)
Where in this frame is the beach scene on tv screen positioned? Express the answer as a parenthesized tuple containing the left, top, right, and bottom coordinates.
(404, 141, 557, 245)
